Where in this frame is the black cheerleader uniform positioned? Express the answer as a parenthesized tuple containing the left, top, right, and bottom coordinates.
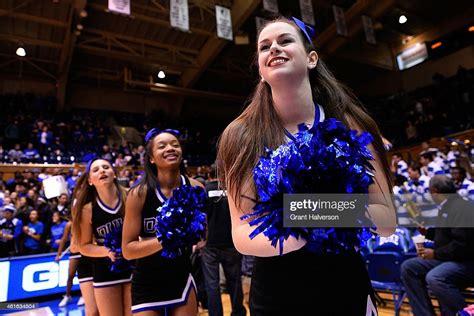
(131, 175, 196, 314)
(250, 105, 377, 315)
(91, 195, 132, 288)
(69, 252, 94, 284)
(249, 247, 377, 316)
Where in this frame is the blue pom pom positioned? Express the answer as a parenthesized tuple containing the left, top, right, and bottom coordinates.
(103, 227, 133, 273)
(155, 185, 207, 259)
(244, 118, 376, 255)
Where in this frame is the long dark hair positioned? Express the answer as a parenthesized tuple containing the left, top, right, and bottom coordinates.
(130, 132, 187, 197)
(72, 159, 125, 241)
(217, 16, 392, 207)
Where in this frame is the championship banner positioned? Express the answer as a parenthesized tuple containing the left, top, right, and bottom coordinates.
(263, 0, 279, 13)
(170, 0, 189, 32)
(108, 0, 130, 15)
(362, 15, 376, 45)
(332, 5, 348, 36)
(299, 0, 315, 26)
(215, 5, 233, 41)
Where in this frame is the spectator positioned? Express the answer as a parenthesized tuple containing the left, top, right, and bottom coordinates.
(22, 142, 40, 163)
(16, 196, 33, 224)
(0, 204, 22, 257)
(406, 163, 438, 225)
(22, 210, 44, 255)
(47, 211, 66, 252)
(201, 163, 246, 316)
(8, 143, 22, 163)
(451, 166, 474, 202)
(52, 193, 69, 218)
(401, 175, 474, 316)
(391, 153, 409, 180)
(420, 151, 444, 178)
(37, 126, 53, 155)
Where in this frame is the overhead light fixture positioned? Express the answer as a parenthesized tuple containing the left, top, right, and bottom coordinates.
(469, 26, 474, 32)
(16, 46, 26, 57)
(398, 15, 407, 24)
(157, 71, 166, 79)
(80, 10, 88, 18)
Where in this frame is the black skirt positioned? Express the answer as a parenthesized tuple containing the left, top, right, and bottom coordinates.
(250, 247, 376, 316)
(92, 257, 132, 288)
(77, 255, 93, 283)
(131, 250, 196, 313)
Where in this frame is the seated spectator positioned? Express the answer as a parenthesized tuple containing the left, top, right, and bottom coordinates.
(0, 204, 22, 257)
(391, 153, 409, 180)
(451, 166, 474, 202)
(22, 142, 40, 163)
(406, 163, 438, 225)
(8, 144, 22, 163)
(401, 175, 474, 316)
(22, 210, 44, 255)
(114, 153, 127, 167)
(47, 211, 66, 252)
(420, 151, 444, 178)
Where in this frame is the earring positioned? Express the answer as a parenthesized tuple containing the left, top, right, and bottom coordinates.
(261, 78, 265, 83)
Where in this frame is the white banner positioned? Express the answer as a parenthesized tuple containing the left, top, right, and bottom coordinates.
(332, 5, 348, 36)
(215, 5, 233, 41)
(299, 0, 315, 26)
(263, 0, 279, 13)
(43, 175, 68, 199)
(362, 15, 376, 45)
(108, 0, 130, 15)
(170, 0, 189, 31)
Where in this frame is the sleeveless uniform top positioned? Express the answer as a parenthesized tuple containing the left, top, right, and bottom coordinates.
(131, 175, 196, 313)
(91, 191, 123, 246)
(139, 175, 189, 238)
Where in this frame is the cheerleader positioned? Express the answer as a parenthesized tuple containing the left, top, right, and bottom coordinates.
(56, 219, 98, 315)
(217, 16, 396, 315)
(73, 159, 132, 316)
(122, 129, 202, 315)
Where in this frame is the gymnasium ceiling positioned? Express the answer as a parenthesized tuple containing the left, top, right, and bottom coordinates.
(0, 0, 473, 109)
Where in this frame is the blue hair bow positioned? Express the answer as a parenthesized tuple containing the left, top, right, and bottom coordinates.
(289, 16, 315, 46)
(145, 128, 181, 143)
(86, 157, 99, 173)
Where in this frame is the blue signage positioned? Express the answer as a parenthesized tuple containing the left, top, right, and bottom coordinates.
(0, 253, 79, 302)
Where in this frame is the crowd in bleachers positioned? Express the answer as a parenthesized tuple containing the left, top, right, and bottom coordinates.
(363, 66, 473, 148)
(0, 93, 216, 166)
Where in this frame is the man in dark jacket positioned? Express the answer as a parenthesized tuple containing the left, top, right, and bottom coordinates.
(401, 175, 474, 316)
(201, 163, 246, 316)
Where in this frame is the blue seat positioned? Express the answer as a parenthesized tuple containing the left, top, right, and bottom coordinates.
(366, 251, 406, 316)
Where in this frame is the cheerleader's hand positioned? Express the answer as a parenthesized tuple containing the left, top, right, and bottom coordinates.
(107, 249, 117, 262)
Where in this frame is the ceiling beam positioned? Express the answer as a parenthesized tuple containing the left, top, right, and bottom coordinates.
(317, 0, 396, 56)
(0, 9, 68, 28)
(178, 0, 260, 88)
(83, 28, 199, 55)
(124, 69, 245, 103)
(57, 0, 87, 112)
(0, 34, 63, 49)
(87, 3, 213, 37)
(76, 44, 192, 72)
